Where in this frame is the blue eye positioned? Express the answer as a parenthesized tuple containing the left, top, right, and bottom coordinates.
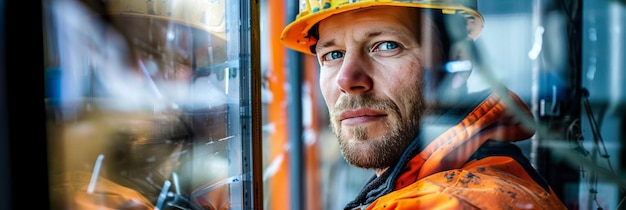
(374, 41, 399, 51)
(323, 51, 344, 61)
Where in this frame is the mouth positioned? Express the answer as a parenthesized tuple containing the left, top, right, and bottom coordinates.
(339, 109, 387, 126)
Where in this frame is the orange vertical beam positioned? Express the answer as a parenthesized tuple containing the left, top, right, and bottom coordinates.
(267, 0, 289, 210)
(304, 54, 322, 210)
(267, 2, 324, 210)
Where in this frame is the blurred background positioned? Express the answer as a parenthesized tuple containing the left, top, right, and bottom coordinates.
(1, 0, 626, 209)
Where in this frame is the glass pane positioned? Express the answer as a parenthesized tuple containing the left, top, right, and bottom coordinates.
(42, 0, 252, 209)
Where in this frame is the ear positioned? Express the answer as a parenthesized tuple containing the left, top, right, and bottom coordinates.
(449, 12, 485, 41)
(465, 14, 484, 40)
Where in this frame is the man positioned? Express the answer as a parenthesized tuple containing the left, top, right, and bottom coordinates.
(281, 1, 567, 209)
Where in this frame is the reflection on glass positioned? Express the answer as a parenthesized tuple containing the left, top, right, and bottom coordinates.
(43, 0, 243, 209)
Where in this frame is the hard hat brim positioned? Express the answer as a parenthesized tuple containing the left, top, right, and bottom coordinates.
(280, 2, 484, 55)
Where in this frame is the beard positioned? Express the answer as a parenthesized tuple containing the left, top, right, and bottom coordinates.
(330, 87, 426, 170)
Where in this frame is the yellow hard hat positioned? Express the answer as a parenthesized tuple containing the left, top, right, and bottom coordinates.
(280, 0, 484, 55)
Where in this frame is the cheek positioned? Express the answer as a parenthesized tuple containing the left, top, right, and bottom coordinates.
(380, 62, 423, 112)
(389, 77, 416, 106)
(378, 58, 422, 89)
(319, 73, 335, 106)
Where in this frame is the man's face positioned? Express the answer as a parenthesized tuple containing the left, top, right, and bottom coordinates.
(316, 6, 439, 170)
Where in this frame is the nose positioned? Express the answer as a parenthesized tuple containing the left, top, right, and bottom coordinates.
(336, 52, 373, 94)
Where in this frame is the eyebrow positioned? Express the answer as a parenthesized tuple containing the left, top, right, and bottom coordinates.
(316, 29, 397, 51)
(317, 39, 336, 50)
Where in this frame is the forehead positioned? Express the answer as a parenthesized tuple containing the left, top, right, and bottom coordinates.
(329, 6, 418, 23)
(316, 6, 429, 41)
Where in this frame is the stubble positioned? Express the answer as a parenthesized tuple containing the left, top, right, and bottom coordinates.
(330, 89, 424, 170)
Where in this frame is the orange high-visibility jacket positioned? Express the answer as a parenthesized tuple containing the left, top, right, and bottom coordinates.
(345, 89, 567, 210)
